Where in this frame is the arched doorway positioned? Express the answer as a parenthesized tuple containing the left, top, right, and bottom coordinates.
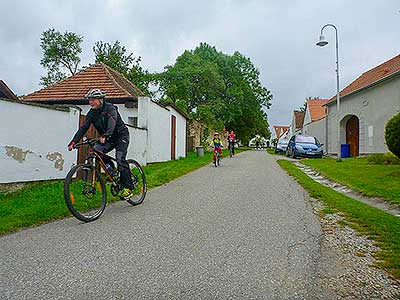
(346, 116, 359, 157)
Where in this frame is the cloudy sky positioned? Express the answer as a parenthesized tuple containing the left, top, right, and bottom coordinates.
(1, 0, 399, 128)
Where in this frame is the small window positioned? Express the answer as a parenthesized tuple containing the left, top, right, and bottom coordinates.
(125, 102, 136, 108)
(128, 117, 138, 127)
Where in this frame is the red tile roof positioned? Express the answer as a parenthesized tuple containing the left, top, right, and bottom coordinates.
(22, 63, 145, 103)
(294, 111, 305, 129)
(273, 126, 289, 138)
(306, 98, 328, 122)
(326, 54, 400, 105)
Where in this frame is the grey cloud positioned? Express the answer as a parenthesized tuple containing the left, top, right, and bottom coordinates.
(0, 0, 399, 127)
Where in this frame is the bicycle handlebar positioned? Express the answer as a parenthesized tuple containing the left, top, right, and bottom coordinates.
(73, 138, 100, 149)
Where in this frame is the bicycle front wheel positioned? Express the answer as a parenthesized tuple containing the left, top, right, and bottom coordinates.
(64, 164, 107, 222)
(126, 159, 147, 206)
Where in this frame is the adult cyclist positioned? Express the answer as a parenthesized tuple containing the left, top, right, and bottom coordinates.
(67, 88, 134, 199)
(227, 130, 236, 156)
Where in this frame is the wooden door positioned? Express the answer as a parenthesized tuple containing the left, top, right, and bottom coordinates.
(77, 115, 100, 164)
(346, 116, 359, 157)
(171, 115, 176, 160)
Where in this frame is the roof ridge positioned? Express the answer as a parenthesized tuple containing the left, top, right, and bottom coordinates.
(100, 63, 131, 98)
(361, 54, 400, 76)
(23, 64, 99, 99)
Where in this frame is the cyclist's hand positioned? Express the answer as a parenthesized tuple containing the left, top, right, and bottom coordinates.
(100, 136, 106, 144)
(68, 141, 75, 151)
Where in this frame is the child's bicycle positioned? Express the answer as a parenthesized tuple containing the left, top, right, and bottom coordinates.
(213, 147, 221, 167)
(64, 138, 147, 222)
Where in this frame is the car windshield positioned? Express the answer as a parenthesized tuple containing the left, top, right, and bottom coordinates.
(295, 136, 316, 144)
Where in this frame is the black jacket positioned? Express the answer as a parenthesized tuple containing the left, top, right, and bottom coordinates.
(72, 101, 128, 143)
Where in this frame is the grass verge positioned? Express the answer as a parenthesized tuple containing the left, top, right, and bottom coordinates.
(0, 148, 248, 235)
(277, 159, 400, 279)
(301, 157, 400, 205)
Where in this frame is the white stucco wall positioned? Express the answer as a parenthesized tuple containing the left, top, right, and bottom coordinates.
(146, 99, 171, 163)
(126, 126, 147, 166)
(0, 100, 80, 183)
(303, 118, 326, 150)
(326, 76, 400, 154)
(168, 106, 187, 159)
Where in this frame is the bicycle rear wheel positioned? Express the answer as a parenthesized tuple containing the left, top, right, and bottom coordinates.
(126, 159, 147, 206)
(64, 164, 107, 222)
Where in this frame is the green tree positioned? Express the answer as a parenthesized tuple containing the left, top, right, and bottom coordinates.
(93, 40, 152, 95)
(385, 112, 400, 158)
(157, 43, 272, 144)
(40, 28, 83, 87)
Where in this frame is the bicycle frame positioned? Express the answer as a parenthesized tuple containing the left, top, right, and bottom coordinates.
(74, 139, 119, 185)
(85, 149, 117, 183)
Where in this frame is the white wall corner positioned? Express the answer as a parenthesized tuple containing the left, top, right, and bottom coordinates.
(138, 96, 150, 129)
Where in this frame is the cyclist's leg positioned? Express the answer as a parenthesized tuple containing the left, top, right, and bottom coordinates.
(115, 133, 134, 190)
(94, 142, 115, 168)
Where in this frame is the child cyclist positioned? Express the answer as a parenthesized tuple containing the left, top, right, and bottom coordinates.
(210, 132, 223, 163)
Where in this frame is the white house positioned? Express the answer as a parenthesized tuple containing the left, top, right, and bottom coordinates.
(302, 98, 329, 150)
(325, 54, 400, 156)
(22, 63, 188, 165)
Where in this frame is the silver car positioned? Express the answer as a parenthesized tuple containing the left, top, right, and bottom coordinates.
(275, 139, 289, 153)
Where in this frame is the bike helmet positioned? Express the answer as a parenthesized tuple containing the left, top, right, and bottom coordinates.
(85, 88, 106, 99)
(214, 132, 219, 135)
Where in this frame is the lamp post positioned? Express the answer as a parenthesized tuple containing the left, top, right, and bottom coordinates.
(316, 24, 341, 160)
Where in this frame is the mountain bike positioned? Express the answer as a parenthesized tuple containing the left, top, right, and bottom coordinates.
(64, 138, 147, 222)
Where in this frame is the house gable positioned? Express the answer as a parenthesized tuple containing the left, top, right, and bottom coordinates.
(304, 98, 328, 124)
(0, 80, 19, 102)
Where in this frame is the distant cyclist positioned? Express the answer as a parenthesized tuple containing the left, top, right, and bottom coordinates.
(210, 132, 223, 163)
(67, 88, 134, 199)
(227, 130, 236, 156)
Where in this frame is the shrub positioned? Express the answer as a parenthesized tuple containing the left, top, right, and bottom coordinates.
(385, 112, 400, 158)
(367, 153, 400, 165)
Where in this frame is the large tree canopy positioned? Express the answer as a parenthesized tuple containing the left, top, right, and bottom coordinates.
(158, 43, 272, 143)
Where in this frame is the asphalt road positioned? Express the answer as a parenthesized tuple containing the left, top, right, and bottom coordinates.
(1, 150, 331, 299)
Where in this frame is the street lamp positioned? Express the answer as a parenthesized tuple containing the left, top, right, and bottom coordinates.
(316, 24, 341, 160)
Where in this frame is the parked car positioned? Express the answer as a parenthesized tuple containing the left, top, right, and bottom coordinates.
(286, 135, 323, 158)
(275, 139, 289, 153)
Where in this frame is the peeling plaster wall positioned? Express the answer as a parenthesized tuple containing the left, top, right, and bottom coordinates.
(0, 100, 80, 183)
